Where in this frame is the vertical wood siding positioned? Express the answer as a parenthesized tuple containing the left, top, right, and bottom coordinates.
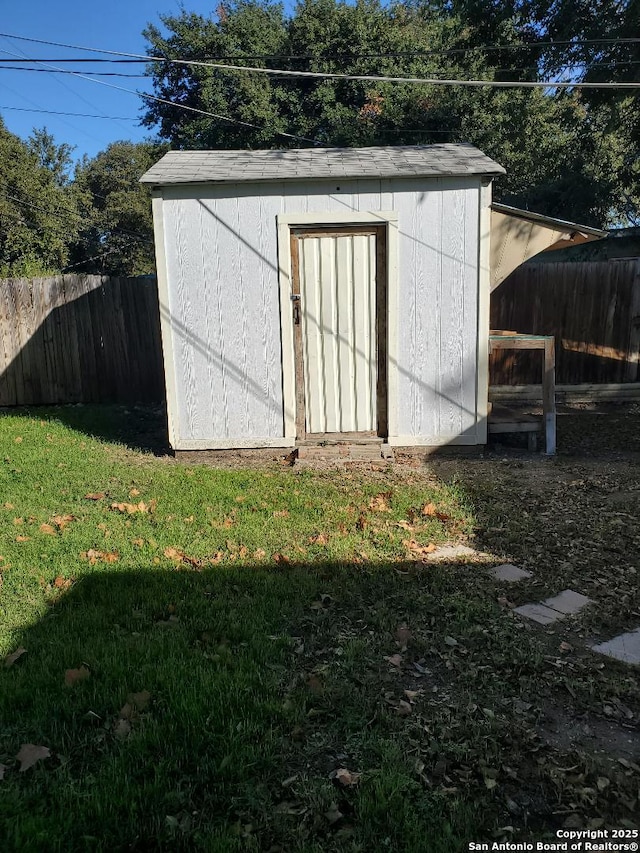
(298, 232, 377, 433)
(161, 176, 481, 446)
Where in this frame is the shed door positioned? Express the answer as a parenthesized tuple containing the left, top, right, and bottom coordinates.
(290, 225, 387, 438)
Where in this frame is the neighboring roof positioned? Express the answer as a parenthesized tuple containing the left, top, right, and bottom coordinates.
(490, 203, 608, 290)
(140, 143, 506, 186)
(491, 203, 608, 240)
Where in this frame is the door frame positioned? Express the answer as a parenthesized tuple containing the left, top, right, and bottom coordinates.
(277, 211, 399, 443)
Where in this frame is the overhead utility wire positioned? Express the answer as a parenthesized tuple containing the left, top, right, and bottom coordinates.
(0, 66, 147, 76)
(0, 32, 638, 89)
(0, 105, 138, 119)
(1, 193, 155, 245)
(1, 61, 320, 145)
(2, 32, 640, 58)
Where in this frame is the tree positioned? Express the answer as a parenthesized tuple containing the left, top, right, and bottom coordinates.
(0, 120, 80, 277)
(70, 140, 169, 276)
(141, 0, 638, 226)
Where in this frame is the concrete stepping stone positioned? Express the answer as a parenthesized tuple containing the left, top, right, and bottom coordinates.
(515, 589, 594, 625)
(541, 589, 594, 615)
(491, 563, 533, 582)
(513, 603, 563, 625)
(591, 628, 640, 666)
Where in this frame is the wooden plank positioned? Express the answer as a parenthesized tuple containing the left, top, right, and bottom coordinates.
(290, 234, 306, 440)
(375, 225, 388, 437)
(543, 336, 556, 455)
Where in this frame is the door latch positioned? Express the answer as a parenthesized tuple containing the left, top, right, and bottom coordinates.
(291, 293, 301, 325)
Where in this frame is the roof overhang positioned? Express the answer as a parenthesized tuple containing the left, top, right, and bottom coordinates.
(490, 203, 608, 291)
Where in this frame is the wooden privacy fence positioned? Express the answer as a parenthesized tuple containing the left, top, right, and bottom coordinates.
(490, 259, 640, 386)
(0, 274, 165, 406)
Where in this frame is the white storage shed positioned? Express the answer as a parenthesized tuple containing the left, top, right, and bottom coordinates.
(140, 144, 505, 451)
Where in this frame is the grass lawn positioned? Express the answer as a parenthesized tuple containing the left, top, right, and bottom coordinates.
(1, 406, 639, 851)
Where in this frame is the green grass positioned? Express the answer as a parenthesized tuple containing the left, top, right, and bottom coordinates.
(1, 407, 638, 851)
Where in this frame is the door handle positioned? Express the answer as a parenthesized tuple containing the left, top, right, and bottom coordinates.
(291, 293, 301, 325)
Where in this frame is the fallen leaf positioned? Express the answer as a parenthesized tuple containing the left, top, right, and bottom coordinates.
(332, 768, 361, 787)
(14, 436, 23, 444)
(13, 517, 23, 526)
(81, 549, 118, 565)
(273, 553, 290, 564)
(129, 488, 141, 497)
(395, 625, 412, 648)
(356, 514, 367, 531)
(0, 763, 6, 780)
(384, 653, 404, 668)
(4, 647, 27, 668)
(421, 502, 437, 516)
(369, 492, 392, 512)
(444, 636, 458, 647)
(4, 502, 14, 509)
(273, 510, 289, 518)
(132, 538, 144, 548)
(597, 776, 610, 791)
(254, 548, 266, 559)
(65, 666, 90, 686)
(15, 535, 30, 542)
(110, 500, 156, 515)
(113, 718, 131, 739)
(559, 641, 573, 653)
(52, 514, 75, 530)
(163, 547, 202, 569)
(403, 539, 437, 558)
(234, 496, 245, 503)
(395, 699, 413, 716)
(309, 533, 329, 545)
(16, 743, 51, 772)
(397, 520, 413, 531)
(39, 523, 57, 536)
(53, 576, 72, 589)
(84, 493, 105, 501)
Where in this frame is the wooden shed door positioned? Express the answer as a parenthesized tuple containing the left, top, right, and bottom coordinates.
(290, 225, 387, 439)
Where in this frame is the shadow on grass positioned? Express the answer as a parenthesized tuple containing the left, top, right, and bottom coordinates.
(0, 560, 507, 853)
(1, 403, 170, 456)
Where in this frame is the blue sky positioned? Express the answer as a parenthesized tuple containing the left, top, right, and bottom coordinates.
(0, 0, 220, 163)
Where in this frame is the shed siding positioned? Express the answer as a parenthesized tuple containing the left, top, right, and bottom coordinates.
(159, 176, 481, 447)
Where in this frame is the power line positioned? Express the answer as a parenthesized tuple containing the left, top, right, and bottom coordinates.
(0, 66, 147, 77)
(0, 104, 138, 119)
(0, 32, 637, 90)
(1, 193, 155, 245)
(10, 62, 321, 145)
(1, 31, 639, 59)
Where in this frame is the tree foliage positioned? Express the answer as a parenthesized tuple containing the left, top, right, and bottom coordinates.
(70, 140, 168, 276)
(0, 121, 79, 277)
(142, 0, 639, 226)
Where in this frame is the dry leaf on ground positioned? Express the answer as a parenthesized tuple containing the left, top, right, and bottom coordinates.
(15, 535, 30, 542)
(53, 576, 72, 589)
(81, 549, 118, 565)
(0, 763, 6, 780)
(163, 547, 203, 569)
(84, 493, 105, 501)
(308, 533, 329, 545)
(273, 509, 289, 518)
(65, 666, 90, 687)
(403, 539, 437, 558)
(384, 653, 404, 668)
(110, 500, 156, 515)
(16, 744, 51, 772)
(395, 625, 413, 649)
(369, 492, 392, 512)
(4, 647, 27, 668)
(332, 768, 361, 787)
(39, 523, 57, 536)
(52, 514, 75, 530)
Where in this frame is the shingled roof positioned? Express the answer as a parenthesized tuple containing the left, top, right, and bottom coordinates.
(140, 143, 505, 185)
